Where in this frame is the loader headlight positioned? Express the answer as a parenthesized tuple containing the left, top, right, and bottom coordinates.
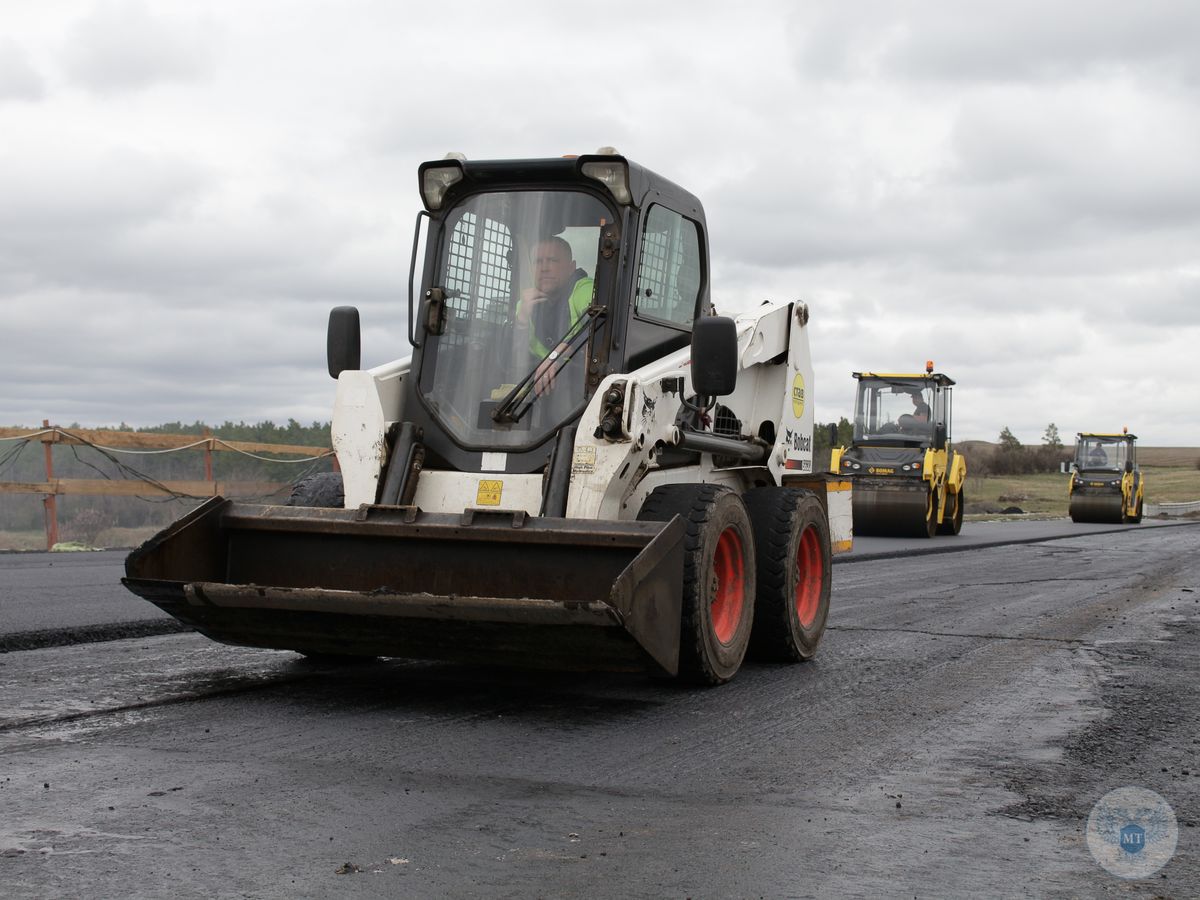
(581, 159, 631, 204)
(1109, 480, 1120, 487)
(419, 161, 465, 211)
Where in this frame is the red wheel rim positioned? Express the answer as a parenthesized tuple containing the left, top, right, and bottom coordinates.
(794, 524, 823, 628)
(711, 527, 745, 644)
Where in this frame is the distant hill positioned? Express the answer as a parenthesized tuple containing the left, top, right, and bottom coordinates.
(1137, 447, 1200, 467)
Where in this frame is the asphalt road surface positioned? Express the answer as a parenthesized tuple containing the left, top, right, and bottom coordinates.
(1, 522, 1198, 897)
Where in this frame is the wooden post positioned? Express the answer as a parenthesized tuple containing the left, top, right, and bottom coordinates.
(41, 419, 59, 550)
(203, 426, 214, 481)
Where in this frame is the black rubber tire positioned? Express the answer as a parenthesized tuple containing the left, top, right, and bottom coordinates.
(637, 483, 756, 685)
(1129, 497, 1143, 525)
(920, 485, 937, 538)
(286, 472, 344, 508)
(937, 486, 964, 535)
(743, 487, 831, 662)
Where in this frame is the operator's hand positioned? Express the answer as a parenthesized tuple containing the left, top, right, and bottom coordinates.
(533, 358, 554, 396)
(517, 288, 549, 325)
(533, 344, 565, 396)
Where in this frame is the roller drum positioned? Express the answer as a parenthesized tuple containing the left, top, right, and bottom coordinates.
(1069, 491, 1125, 524)
(852, 483, 935, 538)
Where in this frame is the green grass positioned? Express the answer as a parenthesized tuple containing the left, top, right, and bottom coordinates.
(965, 466, 1200, 517)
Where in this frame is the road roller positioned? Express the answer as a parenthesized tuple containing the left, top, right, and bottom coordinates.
(1068, 430, 1144, 524)
(831, 363, 966, 538)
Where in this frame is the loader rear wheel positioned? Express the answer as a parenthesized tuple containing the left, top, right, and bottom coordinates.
(286, 472, 344, 508)
(638, 484, 756, 685)
(744, 488, 831, 662)
(937, 487, 964, 535)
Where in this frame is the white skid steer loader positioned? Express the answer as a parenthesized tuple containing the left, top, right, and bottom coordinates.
(124, 150, 853, 685)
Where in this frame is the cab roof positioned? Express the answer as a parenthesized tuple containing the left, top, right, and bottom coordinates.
(853, 372, 956, 387)
(419, 152, 705, 220)
(1077, 432, 1137, 441)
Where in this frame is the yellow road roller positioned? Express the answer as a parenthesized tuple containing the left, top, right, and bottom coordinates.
(1069, 431, 1144, 524)
(831, 364, 966, 538)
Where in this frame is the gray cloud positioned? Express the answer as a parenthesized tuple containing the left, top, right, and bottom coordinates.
(0, 39, 46, 101)
(790, 2, 1200, 85)
(62, 1, 218, 93)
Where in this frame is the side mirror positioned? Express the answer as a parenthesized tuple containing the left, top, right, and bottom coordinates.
(1125, 460, 1133, 474)
(828, 422, 838, 446)
(327, 306, 361, 378)
(934, 422, 948, 447)
(690, 316, 738, 397)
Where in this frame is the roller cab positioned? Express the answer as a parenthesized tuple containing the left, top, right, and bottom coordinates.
(1069, 431, 1143, 524)
(832, 366, 965, 538)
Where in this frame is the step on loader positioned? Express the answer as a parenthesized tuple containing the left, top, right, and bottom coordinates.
(124, 149, 853, 684)
(1068, 430, 1143, 524)
(831, 364, 966, 538)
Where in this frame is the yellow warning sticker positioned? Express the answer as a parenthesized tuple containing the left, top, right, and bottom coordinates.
(476, 480, 503, 506)
(791, 373, 806, 419)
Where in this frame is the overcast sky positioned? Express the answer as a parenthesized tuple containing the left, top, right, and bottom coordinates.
(3, 1, 1198, 446)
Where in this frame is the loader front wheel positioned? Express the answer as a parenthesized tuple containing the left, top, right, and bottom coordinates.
(744, 488, 831, 662)
(638, 484, 756, 685)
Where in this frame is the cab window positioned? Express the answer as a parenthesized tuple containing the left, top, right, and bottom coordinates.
(635, 205, 702, 329)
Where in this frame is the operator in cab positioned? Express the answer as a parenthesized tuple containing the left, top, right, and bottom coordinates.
(514, 236, 593, 394)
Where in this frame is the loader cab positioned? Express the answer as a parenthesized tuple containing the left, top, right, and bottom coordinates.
(1073, 433, 1136, 473)
(850, 373, 954, 450)
(400, 152, 711, 475)
(416, 185, 609, 450)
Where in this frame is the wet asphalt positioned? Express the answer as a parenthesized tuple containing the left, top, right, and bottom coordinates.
(1, 522, 1198, 897)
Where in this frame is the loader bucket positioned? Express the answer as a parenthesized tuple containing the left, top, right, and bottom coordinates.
(123, 497, 686, 675)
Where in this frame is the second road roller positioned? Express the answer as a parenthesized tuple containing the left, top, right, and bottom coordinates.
(831, 363, 966, 538)
(1069, 430, 1144, 524)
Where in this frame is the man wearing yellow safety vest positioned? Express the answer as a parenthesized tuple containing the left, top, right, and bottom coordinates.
(514, 236, 593, 395)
